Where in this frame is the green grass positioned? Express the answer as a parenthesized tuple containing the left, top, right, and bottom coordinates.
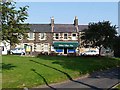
(2, 55, 120, 88)
(115, 84, 120, 90)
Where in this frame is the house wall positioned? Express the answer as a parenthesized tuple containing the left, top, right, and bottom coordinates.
(18, 32, 80, 55)
(18, 33, 53, 55)
(52, 32, 79, 55)
(0, 41, 10, 55)
(53, 32, 78, 41)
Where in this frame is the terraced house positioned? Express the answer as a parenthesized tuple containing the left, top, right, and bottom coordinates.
(17, 16, 88, 55)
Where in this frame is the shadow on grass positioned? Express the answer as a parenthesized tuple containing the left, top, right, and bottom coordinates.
(36, 55, 120, 78)
(2, 63, 16, 70)
(31, 68, 56, 90)
(30, 60, 102, 90)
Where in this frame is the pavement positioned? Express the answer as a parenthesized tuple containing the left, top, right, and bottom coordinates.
(30, 67, 120, 90)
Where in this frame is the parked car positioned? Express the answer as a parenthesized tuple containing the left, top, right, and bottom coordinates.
(10, 48, 26, 55)
(80, 50, 99, 56)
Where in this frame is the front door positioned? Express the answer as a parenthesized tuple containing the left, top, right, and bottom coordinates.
(64, 48, 67, 54)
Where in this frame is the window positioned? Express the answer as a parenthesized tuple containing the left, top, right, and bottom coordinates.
(18, 34, 23, 40)
(72, 33, 77, 40)
(0, 46, 4, 51)
(64, 33, 68, 39)
(73, 34, 76, 37)
(54, 33, 60, 40)
(35, 43, 49, 52)
(44, 44, 49, 51)
(36, 44, 42, 52)
(39, 33, 46, 40)
(28, 32, 34, 40)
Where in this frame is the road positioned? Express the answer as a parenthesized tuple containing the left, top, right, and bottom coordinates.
(30, 67, 120, 90)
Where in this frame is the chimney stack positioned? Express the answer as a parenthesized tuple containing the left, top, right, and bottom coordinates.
(74, 16, 79, 32)
(74, 16, 78, 26)
(51, 16, 54, 32)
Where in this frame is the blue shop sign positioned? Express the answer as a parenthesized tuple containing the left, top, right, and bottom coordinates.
(56, 49, 63, 52)
(68, 49, 76, 53)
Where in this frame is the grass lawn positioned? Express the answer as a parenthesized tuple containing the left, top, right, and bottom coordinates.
(2, 55, 120, 88)
(115, 84, 120, 90)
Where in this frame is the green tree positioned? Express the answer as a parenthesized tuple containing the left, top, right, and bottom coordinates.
(81, 21, 117, 55)
(113, 35, 120, 57)
(1, 1, 29, 48)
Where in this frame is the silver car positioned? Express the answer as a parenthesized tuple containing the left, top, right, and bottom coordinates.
(10, 48, 26, 55)
(80, 50, 99, 56)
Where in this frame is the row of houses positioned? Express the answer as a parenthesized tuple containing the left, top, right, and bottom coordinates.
(1, 16, 100, 55)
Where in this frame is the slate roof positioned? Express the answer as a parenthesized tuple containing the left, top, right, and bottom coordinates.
(28, 24, 88, 33)
(78, 25, 88, 32)
(54, 24, 77, 33)
(28, 24, 51, 32)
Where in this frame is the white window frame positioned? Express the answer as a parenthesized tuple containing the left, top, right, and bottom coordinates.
(63, 33, 68, 40)
(72, 33, 77, 40)
(54, 33, 60, 40)
(39, 33, 46, 40)
(44, 43, 49, 52)
(28, 32, 35, 40)
(35, 44, 42, 52)
(18, 34, 23, 40)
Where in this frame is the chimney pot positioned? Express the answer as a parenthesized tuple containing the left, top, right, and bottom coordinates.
(75, 16, 78, 19)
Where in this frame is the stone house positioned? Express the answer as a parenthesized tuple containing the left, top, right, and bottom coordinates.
(16, 16, 88, 55)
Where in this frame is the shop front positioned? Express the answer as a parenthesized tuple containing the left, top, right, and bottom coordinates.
(53, 42, 79, 55)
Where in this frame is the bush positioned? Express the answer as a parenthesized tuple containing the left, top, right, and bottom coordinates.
(67, 53, 76, 56)
(50, 51, 58, 56)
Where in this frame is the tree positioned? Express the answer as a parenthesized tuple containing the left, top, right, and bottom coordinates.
(113, 35, 120, 57)
(81, 21, 117, 55)
(1, 1, 29, 48)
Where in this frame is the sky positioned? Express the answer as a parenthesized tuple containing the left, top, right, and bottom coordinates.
(15, 2, 118, 24)
(15, 1, 119, 34)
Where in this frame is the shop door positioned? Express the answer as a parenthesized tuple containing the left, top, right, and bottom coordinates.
(64, 48, 67, 54)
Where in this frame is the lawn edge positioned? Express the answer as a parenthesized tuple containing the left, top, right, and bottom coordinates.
(33, 73, 90, 88)
(111, 82, 120, 89)
(31, 67, 120, 88)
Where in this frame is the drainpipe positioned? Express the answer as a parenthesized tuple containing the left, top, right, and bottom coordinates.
(34, 29, 36, 55)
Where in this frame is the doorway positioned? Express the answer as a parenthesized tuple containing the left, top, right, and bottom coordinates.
(64, 48, 67, 54)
